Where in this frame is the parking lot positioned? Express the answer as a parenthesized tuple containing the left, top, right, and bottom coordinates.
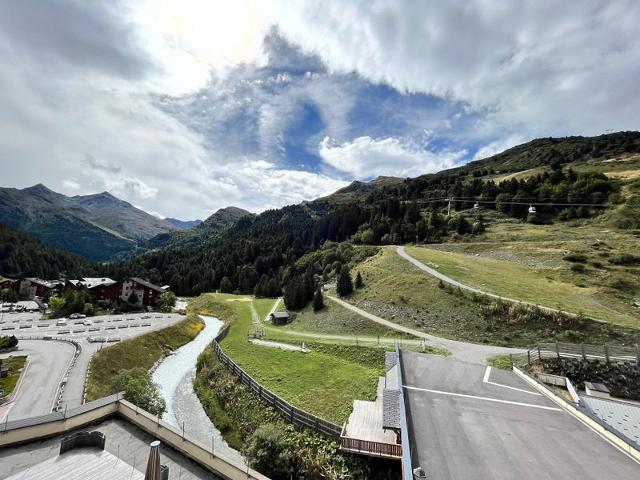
(402, 351, 640, 480)
(0, 311, 184, 421)
(0, 311, 180, 341)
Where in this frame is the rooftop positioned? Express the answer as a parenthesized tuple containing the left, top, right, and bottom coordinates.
(0, 394, 267, 480)
(0, 418, 213, 480)
(580, 395, 640, 449)
(128, 277, 165, 293)
(81, 278, 118, 289)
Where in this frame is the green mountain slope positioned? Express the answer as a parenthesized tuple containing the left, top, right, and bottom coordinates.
(0, 222, 97, 279)
(108, 132, 640, 300)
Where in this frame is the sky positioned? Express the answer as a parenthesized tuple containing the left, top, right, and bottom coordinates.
(0, 0, 638, 220)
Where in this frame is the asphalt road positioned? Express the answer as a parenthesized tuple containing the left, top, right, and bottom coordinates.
(0, 312, 184, 421)
(0, 340, 75, 421)
(402, 351, 640, 479)
(327, 295, 522, 363)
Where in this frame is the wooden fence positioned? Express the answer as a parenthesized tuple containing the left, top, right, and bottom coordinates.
(340, 435, 402, 459)
(211, 340, 342, 437)
(515, 342, 640, 366)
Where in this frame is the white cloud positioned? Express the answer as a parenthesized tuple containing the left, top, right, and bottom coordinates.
(473, 134, 528, 161)
(266, 0, 640, 137)
(319, 136, 464, 178)
(61, 178, 81, 190)
(1, 1, 638, 223)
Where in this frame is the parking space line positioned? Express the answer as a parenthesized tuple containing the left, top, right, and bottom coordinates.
(483, 366, 541, 396)
(404, 385, 560, 411)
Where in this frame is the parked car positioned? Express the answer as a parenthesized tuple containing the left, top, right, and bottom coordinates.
(56, 319, 67, 326)
(83, 319, 93, 326)
(69, 313, 86, 319)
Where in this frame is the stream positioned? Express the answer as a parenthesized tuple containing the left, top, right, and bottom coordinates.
(152, 315, 244, 464)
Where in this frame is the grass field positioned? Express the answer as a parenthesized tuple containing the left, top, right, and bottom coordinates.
(0, 355, 27, 397)
(85, 315, 204, 401)
(405, 238, 639, 327)
(190, 293, 387, 424)
(349, 247, 640, 347)
(272, 299, 415, 338)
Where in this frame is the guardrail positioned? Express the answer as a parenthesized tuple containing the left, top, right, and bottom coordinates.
(514, 342, 640, 366)
(211, 340, 342, 437)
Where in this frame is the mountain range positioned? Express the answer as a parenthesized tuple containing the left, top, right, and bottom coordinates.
(1, 131, 639, 274)
(0, 184, 201, 261)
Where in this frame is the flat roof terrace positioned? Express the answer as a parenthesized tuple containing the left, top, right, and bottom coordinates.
(0, 418, 218, 480)
(401, 351, 640, 480)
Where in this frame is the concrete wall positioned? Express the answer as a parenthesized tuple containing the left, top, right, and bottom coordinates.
(0, 402, 119, 447)
(0, 396, 270, 480)
(117, 399, 269, 480)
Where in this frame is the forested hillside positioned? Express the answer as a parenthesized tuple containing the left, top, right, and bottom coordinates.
(0, 222, 97, 279)
(109, 132, 638, 299)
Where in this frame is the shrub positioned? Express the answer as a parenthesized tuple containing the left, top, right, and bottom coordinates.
(563, 254, 587, 263)
(608, 253, 640, 265)
(0, 335, 18, 350)
(570, 263, 586, 273)
(113, 367, 166, 416)
(246, 424, 293, 478)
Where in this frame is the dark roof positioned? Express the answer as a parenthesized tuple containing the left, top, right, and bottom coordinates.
(270, 311, 289, 319)
(129, 277, 164, 293)
(580, 395, 640, 448)
(383, 389, 401, 429)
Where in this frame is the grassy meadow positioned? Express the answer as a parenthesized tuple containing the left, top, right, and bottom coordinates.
(190, 293, 387, 424)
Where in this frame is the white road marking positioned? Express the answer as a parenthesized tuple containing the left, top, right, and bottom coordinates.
(482, 366, 541, 396)
(405, 386, 560, 411)
(483, 365, 491, 383)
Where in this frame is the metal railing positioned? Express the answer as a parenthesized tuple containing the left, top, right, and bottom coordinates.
(514, 342, 640, 366)
(211, 340, 342, 437)
(397, 346, 415, 480)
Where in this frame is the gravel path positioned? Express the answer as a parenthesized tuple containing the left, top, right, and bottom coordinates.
(326, 295, 523, 364)
(396, 245, 608, 323)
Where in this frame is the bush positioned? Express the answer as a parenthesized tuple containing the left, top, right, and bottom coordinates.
(246, 424, 293, 478)
(570, 263, 586, 273)
(0, 335, 18, 350)
(563, 254, 587, 263)
(608, 253, 640, 265)
(114, 367, 166, 416)
(156, 291, 177, 312)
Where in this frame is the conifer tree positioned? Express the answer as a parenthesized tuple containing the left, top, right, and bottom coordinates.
(312, 288, 324, 311)
(336, 266, 353, 297)
(355, 271, 364, 289)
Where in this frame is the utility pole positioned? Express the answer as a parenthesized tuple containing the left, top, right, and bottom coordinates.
(415, 235, 419, 245)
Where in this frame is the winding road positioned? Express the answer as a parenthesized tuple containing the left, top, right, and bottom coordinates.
(0, 340, 75, 421)
(326, 295, 522, 364)
(396, 245, 607, 322)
